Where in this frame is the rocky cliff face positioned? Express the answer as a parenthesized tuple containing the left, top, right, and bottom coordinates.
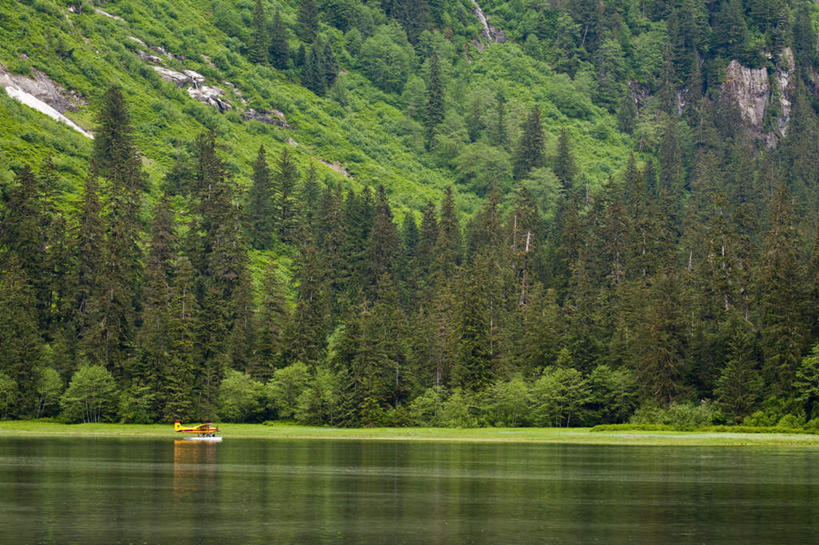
(721, 48, 794, 147)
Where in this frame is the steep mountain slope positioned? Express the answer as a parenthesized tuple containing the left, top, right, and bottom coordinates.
(1, 0, 636, 216)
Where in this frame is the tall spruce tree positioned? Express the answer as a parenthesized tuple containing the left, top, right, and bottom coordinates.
(297, 0, 319, 42)
(512, 105, 545, 180)
(128, 196, 177, 420)
(269, 9, 290, 69)
(83, 86, 145, 377)
(0, 259, 43, 416)
(254, 260, 289, 380)
(553, 128, 576, 192)
(424, 52, 445, 149)
(275, 147, 299, 244)
(759, 183, 806, 396)
(247, 145, 274, 250)
(1, 165, 51, 330)
(489, 90, 508, 149)
(162, 256, 197, 421)
(249, 0, 268, 64)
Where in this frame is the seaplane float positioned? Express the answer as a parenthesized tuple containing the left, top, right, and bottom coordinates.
(174, 421, 222, 442)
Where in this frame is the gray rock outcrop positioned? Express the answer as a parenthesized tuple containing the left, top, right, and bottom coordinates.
(720, 48, 795, 147)
(241, 108, 293, 128)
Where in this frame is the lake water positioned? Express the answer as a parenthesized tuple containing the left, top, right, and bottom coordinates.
(1, 437, 818, 544)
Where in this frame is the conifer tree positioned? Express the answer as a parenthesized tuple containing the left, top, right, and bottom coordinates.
(512, 105, 545, 180)
(322, 40, 338, 87)
(489, 91, 507, 149)
(454, 258, 494, 390)
(302, 44, 326, 95)
(432, 187, 461, 283)
(72, 174, 105, 338)
(715, 313, 762, 422)
(0, 259, 43, 416)
(1, 165, 51, 330)
(759, 183, 806, 395)
(297, 0, 319, 42)
(553, 128, 576, 192)
(298, 162, 321, 233)
(269, 9, 290, 69)
(249, 0, 268, 64)
(162, 256, 196, 421)
(225, 266, 257, 373)
(636, 271, 686, 404)
(415, 200, 439, 284)
(84, 86, 145, 377)
(129, 195, 177, 419)
(247, 145, 274, 250)
(187, 132, 247, 419)
(275, 147, 299, 243)
(284, 244, 329, 367)
(424, 52, 445, 149)
(616, 88, 637, 134)
(363, 186, 401, 296)
(254, 260, 289, 380)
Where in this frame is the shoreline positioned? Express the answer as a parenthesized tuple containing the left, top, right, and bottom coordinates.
(2, 421, 819, 447)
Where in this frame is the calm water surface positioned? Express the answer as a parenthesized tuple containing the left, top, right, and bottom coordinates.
(1, 437, 818, 544)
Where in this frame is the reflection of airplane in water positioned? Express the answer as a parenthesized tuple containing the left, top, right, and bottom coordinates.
(174, 421, 222, 442)
(173, 438, 218, 499)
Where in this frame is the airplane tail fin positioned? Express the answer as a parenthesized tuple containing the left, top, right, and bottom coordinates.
(174, 421, 182, 431)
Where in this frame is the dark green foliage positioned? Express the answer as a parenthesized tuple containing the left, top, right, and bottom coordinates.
(759, 184, 805, 396)
(715, 314, 763, 422)
(796, 345, 819, 419)
(247, 146, 274, 250)
(552, 129, 576, 191)
(297, 0, 319, 42)
(616, 89, 637, 135)
(161, 256, 197, 422)
(424, 52, 444, 149)
(83, 86, 145, 378)
(254, 260, 289, 380)
(249, 0, 268, 64)
(269, 9, 290, 69)
(274, 147, 299, 244)
(489, 91, 507, 149)
(512, 106, 545, 180)
(0, 260, 42, 416)
(302, 44, 327, 95)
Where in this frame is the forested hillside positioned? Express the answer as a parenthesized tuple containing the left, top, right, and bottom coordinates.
(0, 0, 817, 428)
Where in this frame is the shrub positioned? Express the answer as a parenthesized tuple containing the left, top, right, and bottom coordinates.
(33, 367, 63, 418)
(776, 414, 804, 430)
(218, 370, 267, 422)
(530, 367, 590, 427)
(0, 371, 18, 419)
(118, 383, 156, 424)
(359, 25, 412, 93)
(744, 410, 778, 427)
(295, 367, 341, 425)
(60, 366, 118, 423)
(439, 388, 478, 428)
(488, 375, 530, 427)
(588, 365, 639, 424)
(267, 361, 311, 420)
(630, 401, 717, 429)
(407, 386, 446, 426)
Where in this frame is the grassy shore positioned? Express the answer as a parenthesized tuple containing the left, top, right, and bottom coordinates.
(2, 420, 819, 446)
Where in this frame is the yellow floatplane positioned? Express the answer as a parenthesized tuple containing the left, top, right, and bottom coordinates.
(174, 421, 222, 442)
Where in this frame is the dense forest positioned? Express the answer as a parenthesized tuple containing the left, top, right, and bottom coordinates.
(0, 0, 817, 428)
